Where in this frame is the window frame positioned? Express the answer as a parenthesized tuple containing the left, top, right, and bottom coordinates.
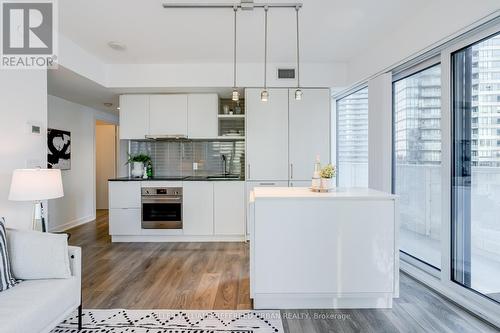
(334, 85, 369, 187)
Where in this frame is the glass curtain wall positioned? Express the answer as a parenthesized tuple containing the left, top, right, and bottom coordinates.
(336, 88, 369, 187)
(452, 32, 500, 302)
(393, 65, 442, 269)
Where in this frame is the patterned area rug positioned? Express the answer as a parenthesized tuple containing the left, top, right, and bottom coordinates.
(52, 309, 284, 333)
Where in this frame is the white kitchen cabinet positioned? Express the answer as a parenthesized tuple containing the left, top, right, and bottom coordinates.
(246, 88, 289, 181)
(214, 182, 245, 235)
(289, 180, 311, 187)
(289, 88, 331, 181)
(109, 181, 141, 209)
(119, 95, 149, 140)
(245, 181, 288, 237)
(149, 94, 188, 136)
(188, 94, 218, 138)
(183, 181, 214, 235)
(109, 208, 141, 235)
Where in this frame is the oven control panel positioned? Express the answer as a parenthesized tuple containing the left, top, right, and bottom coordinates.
(141, 187, 183, 196)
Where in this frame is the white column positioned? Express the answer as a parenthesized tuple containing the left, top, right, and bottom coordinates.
(368, 73, 392, 193)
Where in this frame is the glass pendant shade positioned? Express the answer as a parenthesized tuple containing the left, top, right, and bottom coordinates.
(232, 89, 239, 101)
(261, 89, 269, 102)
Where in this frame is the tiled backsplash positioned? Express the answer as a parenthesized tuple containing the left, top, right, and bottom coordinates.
(129, 140, 245, 177)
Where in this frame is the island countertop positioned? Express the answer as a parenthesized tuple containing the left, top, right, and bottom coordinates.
(251, 186, 397, 200)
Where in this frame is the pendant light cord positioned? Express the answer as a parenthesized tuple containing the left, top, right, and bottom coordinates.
(264, 6, 268, 90)
(233, 6, 237, 89)
(295, 6, 300, 89)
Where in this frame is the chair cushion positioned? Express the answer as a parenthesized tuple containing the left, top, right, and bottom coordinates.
(0, 277, 79, 333)
(0, 218, 18, 292)
(7, 229, 71, 280)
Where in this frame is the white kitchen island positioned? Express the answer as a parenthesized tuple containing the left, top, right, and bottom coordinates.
(249, 187, 399, 309)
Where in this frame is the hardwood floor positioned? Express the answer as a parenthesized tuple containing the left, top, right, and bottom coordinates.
(68, 210, 499, 332)
(69, 210, 250, 310)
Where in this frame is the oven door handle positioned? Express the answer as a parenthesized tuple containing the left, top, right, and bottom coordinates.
(142, 197, 182, 204)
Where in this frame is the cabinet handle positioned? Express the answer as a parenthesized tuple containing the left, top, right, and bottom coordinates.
(248, 164, 251, 179)
(290, 163, 294, 179)
(259, 182, 276, 186)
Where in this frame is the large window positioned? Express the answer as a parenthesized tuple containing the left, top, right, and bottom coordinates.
(393, 64, 442, 269)
(452, 32, 500, 303)
(336, 87, 368, 187)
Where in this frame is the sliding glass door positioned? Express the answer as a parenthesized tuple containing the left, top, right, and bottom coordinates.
(393, 64, 442, 269)
(452, 32, 500, 302)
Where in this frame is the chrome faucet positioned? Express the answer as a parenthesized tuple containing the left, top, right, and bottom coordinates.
(221, 154, 227, 176)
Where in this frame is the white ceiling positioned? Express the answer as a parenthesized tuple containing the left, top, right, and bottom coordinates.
(59, 0, 434, 64)
(48, 66, 119, 113)
(47, 66, 244, 113)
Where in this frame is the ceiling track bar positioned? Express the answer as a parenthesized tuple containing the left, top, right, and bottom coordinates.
(162, 2, 302, 9)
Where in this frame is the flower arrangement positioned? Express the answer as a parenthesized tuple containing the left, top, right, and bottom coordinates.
(320, 164, 336, 179)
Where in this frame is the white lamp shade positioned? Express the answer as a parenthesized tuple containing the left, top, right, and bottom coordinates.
(8, 169, 64, 201)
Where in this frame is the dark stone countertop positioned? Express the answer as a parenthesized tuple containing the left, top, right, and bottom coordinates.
(109, 175, 244, 182)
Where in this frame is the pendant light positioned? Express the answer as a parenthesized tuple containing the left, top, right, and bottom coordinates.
(232, 6, 239, 101)
(294, 5, 302, 101)
(261, 6, 269, 102)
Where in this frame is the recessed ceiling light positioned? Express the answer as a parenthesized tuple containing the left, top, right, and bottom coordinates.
(103, 102, 113, 107)
(107, 41, 127, 51)
(117, 107, 120, 110)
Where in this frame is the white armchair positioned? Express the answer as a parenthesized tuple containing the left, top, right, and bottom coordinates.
(0, 230, 82, 333)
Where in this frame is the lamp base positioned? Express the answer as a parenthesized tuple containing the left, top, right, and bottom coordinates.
(32, 202, 47, 232)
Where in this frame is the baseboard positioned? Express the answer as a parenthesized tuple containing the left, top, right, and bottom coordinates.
(49, 215, 96, 232)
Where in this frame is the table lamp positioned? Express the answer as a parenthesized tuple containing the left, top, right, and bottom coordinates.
(8, 168, 64, 232)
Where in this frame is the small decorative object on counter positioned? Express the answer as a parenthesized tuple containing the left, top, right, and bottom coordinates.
(146, 161, 153, 178)
(127, 154, 151, 178)
(319, 164, 336, 191)
(311, 155, 321, 190)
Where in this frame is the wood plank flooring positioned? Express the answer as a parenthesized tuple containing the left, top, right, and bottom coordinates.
(68, 210, 499, 332)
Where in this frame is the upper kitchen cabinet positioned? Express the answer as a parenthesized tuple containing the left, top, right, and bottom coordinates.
(187, 94, 218, 139)
(246, 88, 289, 181)
(289, 88, 331, 180)
(119, 95, 149, 140)
(149, 94, 188, 137)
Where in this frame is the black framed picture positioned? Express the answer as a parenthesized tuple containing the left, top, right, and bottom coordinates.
(48, 128, 71, 170)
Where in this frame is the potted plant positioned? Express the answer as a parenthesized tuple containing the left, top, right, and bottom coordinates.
(127, 154, 151, 178)
(319, 164, 336, 190)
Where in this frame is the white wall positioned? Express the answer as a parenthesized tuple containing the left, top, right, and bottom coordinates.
(105, 62, 347, 89)
(95, 124, 116, 209)
(347, 2, 500, 85)
(368, 73, 392, 193)
(0, 70, 48, 229)
(47, 95, 118, 231)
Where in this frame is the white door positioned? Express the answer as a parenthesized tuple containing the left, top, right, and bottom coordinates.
(119, 95, 148, 140)
(96, 124, 116, 209)
(214, 182, 245, 235)
(149, 95, 188, 136)
(183, 182, 214, 235)
(289, 88, 331, 181)
(246, 88, 289, 181)
(188, 94, 218, 138)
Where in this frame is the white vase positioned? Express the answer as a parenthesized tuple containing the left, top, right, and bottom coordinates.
(320, 178, 334, 190)
(131, 162, 144, 178)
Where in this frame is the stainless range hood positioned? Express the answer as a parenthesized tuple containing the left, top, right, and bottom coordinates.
(144, 135, 188, 140)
